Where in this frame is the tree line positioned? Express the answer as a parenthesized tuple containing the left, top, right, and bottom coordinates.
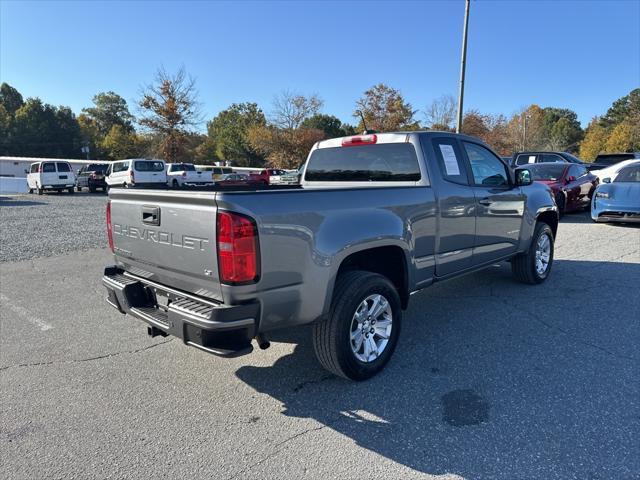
(1, 67, 638, 168)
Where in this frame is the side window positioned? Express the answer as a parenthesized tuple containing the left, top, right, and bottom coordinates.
(30, 164, 39, 173)
(515, 154, 537, 165)
(42, 162, 56, 173)
(462, 142, 509, 187)
(432, 138, 468, 185)
(576, 165, 588, 177)
(541, 154, 562, 163)
(567, 166, 580, 180)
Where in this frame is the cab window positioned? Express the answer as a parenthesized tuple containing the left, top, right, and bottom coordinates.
(462, 142, 509, 187)
(30, 163, 39, 173)
(432, 138, 468, 185)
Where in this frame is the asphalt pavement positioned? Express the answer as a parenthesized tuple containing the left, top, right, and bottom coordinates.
(1, 195, 639, 480)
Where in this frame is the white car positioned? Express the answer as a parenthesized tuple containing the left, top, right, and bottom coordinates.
(27, 161, 76, 195)
(591, 159, 640, 182)
(106, 159, 167, 189)
(166, 163, 213, 187)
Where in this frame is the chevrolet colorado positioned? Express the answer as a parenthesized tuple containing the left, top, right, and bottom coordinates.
(103, 132, 558, 380)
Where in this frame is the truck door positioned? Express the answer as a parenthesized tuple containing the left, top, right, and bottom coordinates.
(429, 137, 476, 276)
(460, 141, 525, 266)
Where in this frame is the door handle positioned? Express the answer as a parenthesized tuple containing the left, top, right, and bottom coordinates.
(478, 198, 492, 206)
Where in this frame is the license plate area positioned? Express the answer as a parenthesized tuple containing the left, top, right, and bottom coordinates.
(59, 175, 67, 179)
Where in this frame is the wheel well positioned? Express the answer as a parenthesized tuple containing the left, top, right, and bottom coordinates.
(337, 246, 409, 309)
(537, 211, 558, 238)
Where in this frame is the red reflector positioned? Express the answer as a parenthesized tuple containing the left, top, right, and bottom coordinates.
(217, 211, 259, 284)
(129, 170, 135, 184)
(106, 201, 114, 252)
(342, 134, 377, 147)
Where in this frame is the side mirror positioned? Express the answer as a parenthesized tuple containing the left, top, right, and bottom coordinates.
(603, 177, 611, 184)
(515, 169, 533, 186)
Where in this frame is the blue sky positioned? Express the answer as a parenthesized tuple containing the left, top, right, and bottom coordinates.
(1, 0, 638, 129)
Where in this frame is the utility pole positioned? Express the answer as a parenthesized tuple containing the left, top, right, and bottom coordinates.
(456, 0, 471, 134)
(522, 113, 531, 150)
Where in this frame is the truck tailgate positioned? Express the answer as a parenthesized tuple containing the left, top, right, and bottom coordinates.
(109, 189, 222, 301)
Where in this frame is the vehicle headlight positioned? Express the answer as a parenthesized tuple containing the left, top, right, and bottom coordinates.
(595, 191, 610, 199)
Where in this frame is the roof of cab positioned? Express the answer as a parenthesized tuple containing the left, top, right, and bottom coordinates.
(314, 130, 488, 150)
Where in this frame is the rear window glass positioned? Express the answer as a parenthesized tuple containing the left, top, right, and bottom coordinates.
(596, 154, 634, 165)
(305, 144, 421, 182)
(56, 162, 71, 172)
(171, 163, 196, 171)
(134, 161, 164, 172)
(42, 163, 56, 173)
(88, 164, 108, 172)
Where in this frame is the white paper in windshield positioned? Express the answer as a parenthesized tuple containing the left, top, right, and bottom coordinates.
(439, 144, 460, 175)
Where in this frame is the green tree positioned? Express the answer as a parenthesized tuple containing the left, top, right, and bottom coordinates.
(0, 104, 12, 155)
(541, 107, 583, 151)
(0, 83, 24, 114)
(138, 66, 202, 161)
(12, 98, 82, 158)
(82, 91, 135, 137)
(599, 88, 640, 129)
(354, 83, 416, 132)
(206, 102, 266, 166)
(301, 114, 354, 138)
(100, 124, 140, 160)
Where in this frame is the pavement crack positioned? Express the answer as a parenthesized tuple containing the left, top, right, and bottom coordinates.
(225, 425, 326, 480)
(0, 338, 175, 372)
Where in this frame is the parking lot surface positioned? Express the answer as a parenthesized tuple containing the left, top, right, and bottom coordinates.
(1, 193, 639, 479)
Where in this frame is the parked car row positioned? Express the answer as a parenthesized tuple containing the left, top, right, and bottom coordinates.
(515, 160, 640, 223)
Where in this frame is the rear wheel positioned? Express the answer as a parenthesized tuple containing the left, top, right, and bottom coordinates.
(76, 185, 82, 192)
(511, 222, 554, 284)
(37, 184, 43, 195)
(172, 179, 179, 188)
(68, 187, 74, 194)
(312, 270, 401, 381)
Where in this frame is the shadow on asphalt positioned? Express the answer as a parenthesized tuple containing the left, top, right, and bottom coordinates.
(236, 259, 640, 478)
(0, 197, 49, 206)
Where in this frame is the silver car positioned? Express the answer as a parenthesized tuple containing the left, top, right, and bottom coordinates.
(591, 163, 640, 223)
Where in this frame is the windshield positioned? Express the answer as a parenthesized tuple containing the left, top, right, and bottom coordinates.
(88, 164, 108, 173)
(528, 164, 567, 181)
(174, 163, 196, 171)
(614, 165, 640, 183)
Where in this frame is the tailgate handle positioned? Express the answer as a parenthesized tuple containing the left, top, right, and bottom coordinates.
(142, 206, 161, 226)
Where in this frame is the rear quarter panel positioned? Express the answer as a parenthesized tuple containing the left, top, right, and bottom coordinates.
(217, 186, 436, 331)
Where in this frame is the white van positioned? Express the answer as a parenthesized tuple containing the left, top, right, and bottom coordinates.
(26, 161, 76, 195)
(105, 159, 167, 189)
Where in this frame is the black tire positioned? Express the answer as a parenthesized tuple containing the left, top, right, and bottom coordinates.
(28, 188, 33, 194)
(76, 185, 82, 192)
(68, 187, 74, 194)
(172, 179, 179, 189)
(312, 270, 402, 381)
(555, 193, 565, 218)
(511, 222, 554, 285)
(37, 185, 43, 195)
(89, 185, 96, 193)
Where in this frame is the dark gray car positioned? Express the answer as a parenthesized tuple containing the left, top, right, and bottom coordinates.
(103, 132, 558, 380)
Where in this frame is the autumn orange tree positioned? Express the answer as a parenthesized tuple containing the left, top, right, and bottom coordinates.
(138, 67, 202, 162)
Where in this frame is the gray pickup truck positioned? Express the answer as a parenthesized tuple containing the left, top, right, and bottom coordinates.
(103, 132, 558, 380)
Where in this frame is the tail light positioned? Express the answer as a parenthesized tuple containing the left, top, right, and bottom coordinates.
(129, 170, 135, 184)
(106, 201, 114, 252)
(217, 211, 259, 284)
(342, 134, 377, 147)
